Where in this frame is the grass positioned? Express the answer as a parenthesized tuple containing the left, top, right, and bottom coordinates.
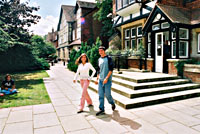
(0, 70, 51, 108)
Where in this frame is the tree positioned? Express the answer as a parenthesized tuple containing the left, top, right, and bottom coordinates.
(93, 0, 114, 37)
(0, 0, 41, 43)
(30, 35, 56, 59)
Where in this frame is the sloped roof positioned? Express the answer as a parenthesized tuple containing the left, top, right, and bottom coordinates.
(157, 4, 191, 25)
(191, 8, 200, 25)
(76, 1, 96, 9)
(61, 5, 75, 22)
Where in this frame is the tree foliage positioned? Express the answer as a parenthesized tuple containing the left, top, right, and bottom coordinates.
(0, 0, 41, 43)
(93, 0, 114, 37)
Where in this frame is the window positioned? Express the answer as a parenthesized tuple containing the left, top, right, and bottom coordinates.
(172, 31, 176, 39)
(172, 41, 176, 58)
(123, 0, 128, 7)
(125, 29, 130, 39)
(137, 26, 142, 37)
(148, 43, 151, 57)
(198, 33, 200, 53)
(116, 0, 122, 10)
(148, 33, 151, 42)
(179, 28, 188, 39)
(131, 39, 136, 50)
(137, 38, 142, 48)
(131, 28, 136, 38)
(125, 40, 130, 50)
(130, 0, 135, 3)
(179, 41, 188, 58)
(152, 24, 160, 31)
(162, 22, 170, 29)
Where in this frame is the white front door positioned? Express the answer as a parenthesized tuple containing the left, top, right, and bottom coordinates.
(155, 32, 163, 73)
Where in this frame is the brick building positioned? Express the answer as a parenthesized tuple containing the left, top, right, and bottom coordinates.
(57, 1, 107, 61)
(46, 28, 58, 48)
(143, 0, 200, 74)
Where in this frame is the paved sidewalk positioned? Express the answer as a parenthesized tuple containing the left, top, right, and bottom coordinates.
(1, 63, 200, 134)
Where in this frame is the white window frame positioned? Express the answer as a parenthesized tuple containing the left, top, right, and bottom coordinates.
(198, 33, 200, 53)
(152, 24, 160, 31)
(129, 0, 135, 4)
(137, 26, 142, 37)
(172, 31, 176, 40)
(123, 0, 128, 7)
(179, 28, 189, 39)
(125, 29, 130, 39)
(179, 41, 189, 58)
(171, 41, 176, 58)
(131, 27, 136, 38)
(161, 22, 170, 29)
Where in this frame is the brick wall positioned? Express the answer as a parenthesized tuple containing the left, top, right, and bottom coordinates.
(167, 60, 178, 75)
(128, 58, 153, 71)
(159, 0, 184, 7)
(147, 58, 154, 72)
(184, 64, 200, 83)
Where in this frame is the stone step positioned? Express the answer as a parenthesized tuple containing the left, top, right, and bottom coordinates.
(111, 82, 200, 98)
(88, 82, 200, 109)
(113, 73, 179, 83)
(111, 77, 190, 90)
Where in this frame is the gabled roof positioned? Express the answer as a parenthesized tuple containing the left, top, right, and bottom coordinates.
(143, 3, 200, 34)
(57, 5, 75, 31)
(74, 1, 96, 14)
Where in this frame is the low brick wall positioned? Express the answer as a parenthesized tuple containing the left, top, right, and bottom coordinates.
(127, 57, 154, 71)
(184, 64, 200, 83)
(167, 59, 179, 76)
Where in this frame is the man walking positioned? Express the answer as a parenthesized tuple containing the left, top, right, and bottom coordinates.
(95, 46, 116, 116)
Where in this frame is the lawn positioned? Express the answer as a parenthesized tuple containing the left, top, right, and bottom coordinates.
(0, 70, 51, 108)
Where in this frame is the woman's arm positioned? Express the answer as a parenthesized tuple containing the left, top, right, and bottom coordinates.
(73, 65, 80, 82)
(89, 63, 96, 80)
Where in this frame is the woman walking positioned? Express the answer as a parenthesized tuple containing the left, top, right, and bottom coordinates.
(73, 53, 96, 113)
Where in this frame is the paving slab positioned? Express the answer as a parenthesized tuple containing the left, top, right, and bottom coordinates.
(3, 121, 33, 134)
(192, 125, 200, 132)
(158, 121, 200, 134)
(33, 103, 55, 115)
(89, 117, 128, 134)
(0, 109, 10, 119)
(54, 105, 77, 117)
(0, 118, 6, 134)
(34, 125, 65, 134)
(123, 118, 166, 134)
(33, 113, 60, 128)
(11, 105, 33, 111)
(6, 110, 32, 123)
(67, 128, 98, 134)
(51, 98, 71, 107)
(60, 114, 91, 132)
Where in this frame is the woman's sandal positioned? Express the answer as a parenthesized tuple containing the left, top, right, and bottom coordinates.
(77, 110, 83, 113)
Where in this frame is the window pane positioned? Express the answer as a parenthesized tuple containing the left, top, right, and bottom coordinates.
(148, 33, 151, 42)
(131, 28, 136, 37)
(125, 40, 130, 49)
(125, 29, 130, 38)
(172, 41, 176, 57)
(117, 0, 122, 10)
(130, 0, 135, 3)
(131, 39, 136, 50)
(137, 26, 142, 36)
(179, 41, 188, 57)
(137, 38, 142, 48)
(148, 43, 151, 57)
(123, 0, 128, 6)
(172, 31, 176, 39)
(152, 24, 160, 30)
(198, 33, 200, 52)
(179, 28, 188, 39)
(162, 22, 170, 28)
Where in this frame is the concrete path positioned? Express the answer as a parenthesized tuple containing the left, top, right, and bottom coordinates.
(1, 63, 200, 134)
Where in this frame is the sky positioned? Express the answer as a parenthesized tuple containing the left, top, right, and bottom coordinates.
(21, 0, 95, 36)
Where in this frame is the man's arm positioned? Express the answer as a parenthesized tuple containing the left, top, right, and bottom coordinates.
(103, 57, 114, 84)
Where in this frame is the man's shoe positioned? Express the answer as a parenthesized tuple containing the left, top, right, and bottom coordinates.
(96, 110, 105, 116)
(88, 104, 93, 107)
(112, 104, 116, 111)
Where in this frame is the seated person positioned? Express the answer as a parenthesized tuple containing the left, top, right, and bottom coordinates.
(0, 74, 17, 95)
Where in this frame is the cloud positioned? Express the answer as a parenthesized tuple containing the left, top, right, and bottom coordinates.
(29, 15, 59, 36)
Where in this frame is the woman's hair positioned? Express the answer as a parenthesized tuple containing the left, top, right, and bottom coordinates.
(75, 53, 90, 65)
(5, 74, 11, 80)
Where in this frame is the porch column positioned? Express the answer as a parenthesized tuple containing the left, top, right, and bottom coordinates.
(176, 27, 179, 59)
